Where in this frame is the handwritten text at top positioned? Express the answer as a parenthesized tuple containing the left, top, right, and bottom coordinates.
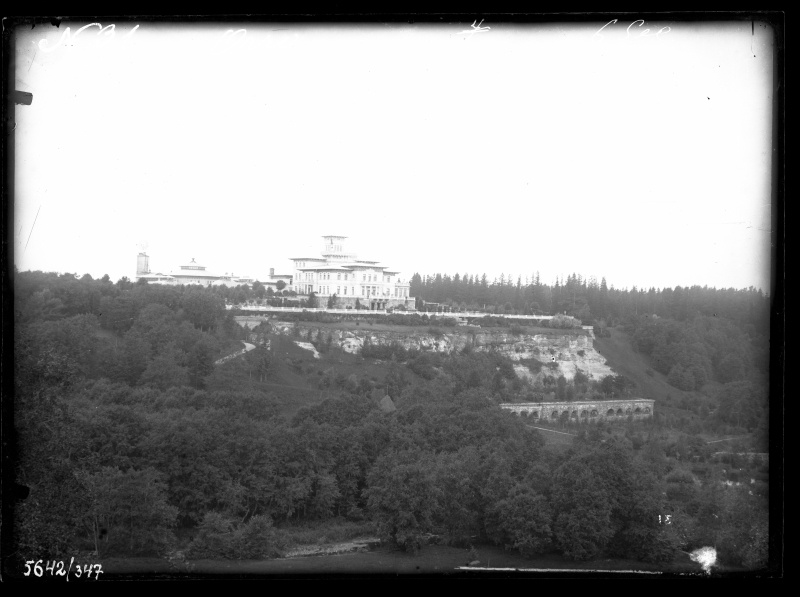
(460, 20, 491, 35)
(594, 20, 671, 39)
(36, 23, 139, 53)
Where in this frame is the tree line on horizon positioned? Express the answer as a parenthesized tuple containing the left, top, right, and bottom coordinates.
(409, 272, 769, 327)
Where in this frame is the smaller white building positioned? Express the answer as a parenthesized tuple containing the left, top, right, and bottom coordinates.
(135, 254, 253, 287)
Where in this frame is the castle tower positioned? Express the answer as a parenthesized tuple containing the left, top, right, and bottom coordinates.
(136, 252, 150, 276)
(321, 235, 354, 261)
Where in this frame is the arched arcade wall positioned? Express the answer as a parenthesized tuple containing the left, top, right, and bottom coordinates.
(500, 398, 655, 422)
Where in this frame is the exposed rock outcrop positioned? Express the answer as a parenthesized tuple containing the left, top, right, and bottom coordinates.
(268, 323, 615, 382)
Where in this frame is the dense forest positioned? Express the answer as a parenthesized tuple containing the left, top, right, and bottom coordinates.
(8, 270, 772, 573)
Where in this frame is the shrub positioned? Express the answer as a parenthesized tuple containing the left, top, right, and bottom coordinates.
(362, 341, 408, 361)
(550, 314, 581, 329)
(187, 513, 284, 559)
(593, 325, 611, 338)
(407, 353, 439, 380)
(665, 469, 695, 485)
(430, 316, 456, 328)
(523, 358, 543, 374)
(667, 365, 695, 391)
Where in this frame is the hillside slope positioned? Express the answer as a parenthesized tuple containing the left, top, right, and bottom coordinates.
(592, 328, 706, 421)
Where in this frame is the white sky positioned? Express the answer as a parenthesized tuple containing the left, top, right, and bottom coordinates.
(13, 19, 775, 291)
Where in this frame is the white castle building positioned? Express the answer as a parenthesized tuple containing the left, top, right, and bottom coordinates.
(290, 235, 413, 310)
(133, 236, 413, 309)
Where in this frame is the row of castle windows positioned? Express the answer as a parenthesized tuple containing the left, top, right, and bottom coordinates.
(305, 272, 391, 283)
(305, 285, 402, 298)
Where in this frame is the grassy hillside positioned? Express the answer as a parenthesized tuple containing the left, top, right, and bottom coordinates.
(593, 327, 708, 424)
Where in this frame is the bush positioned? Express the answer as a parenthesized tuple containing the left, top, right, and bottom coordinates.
(593, 325, 611, 338)
(666, 469, 696, 485)
(187, 512, 284, 559)
(362, 340, 408, 361)
(667, 365, 696, 391)
(522, 358, 544, 374)
(573, 369, 589, 385)
(550, 314, 581, 329)
(407, 353, 439, 380)
(430, 316, 457, 328)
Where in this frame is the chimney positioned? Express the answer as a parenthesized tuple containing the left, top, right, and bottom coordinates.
(270, 268, 275, 277)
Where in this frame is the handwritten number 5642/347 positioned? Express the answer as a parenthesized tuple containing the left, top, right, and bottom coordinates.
(23, 559, 103, 580)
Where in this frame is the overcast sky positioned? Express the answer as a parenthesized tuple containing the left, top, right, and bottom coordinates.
(13, 18, 775, 291)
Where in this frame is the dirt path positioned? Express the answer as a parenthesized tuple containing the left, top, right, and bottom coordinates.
(526, 426, 576, 436)
(214, 342, 256, 365)
(283, 538, 381, 558)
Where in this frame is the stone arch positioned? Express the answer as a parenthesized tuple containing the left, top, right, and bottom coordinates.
(581, 410, 588, 418)
(590, 410, 598, 417)
(532, 411, 539, 419)
(551, 411, 558, 419)
(521, 410, 528, 418)
(644, 407, 651, 414)
(635, 407, 642, 414)
(607, 409, 615, 417)
(626, 408, 632, 415)
(571, 410, 578, 419)
(616, 408, 623, 416)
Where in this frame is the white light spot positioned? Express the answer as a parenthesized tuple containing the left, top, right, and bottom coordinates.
(690, 547, 717, 574)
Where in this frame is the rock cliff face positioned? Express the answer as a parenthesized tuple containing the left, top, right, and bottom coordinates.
(271, 323, 615, 382)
